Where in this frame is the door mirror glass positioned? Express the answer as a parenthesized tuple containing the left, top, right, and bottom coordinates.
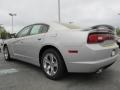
(10, 33, 16, 38)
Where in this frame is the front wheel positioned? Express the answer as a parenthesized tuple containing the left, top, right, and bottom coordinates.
(3, 46, 11, 61)
(41, 49, 67, 80)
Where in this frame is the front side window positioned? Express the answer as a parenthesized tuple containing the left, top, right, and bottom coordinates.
(17, 26, 32, 38)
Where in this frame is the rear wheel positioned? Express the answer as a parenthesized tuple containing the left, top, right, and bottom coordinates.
(41, 49, 66, 80)
(3, 46, 11, 61)
(117, 42, 120, 48)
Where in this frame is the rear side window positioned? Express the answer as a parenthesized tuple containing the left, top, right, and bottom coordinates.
(30, 24, 49, 35)
(40, 25, 49, 33)
(30, 25, 41, 35)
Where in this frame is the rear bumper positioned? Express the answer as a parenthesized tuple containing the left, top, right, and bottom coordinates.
(66, 54, 118, 73)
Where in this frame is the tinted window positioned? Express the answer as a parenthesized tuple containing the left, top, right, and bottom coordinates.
(40, 25, 49, 33)
(17, 26, 31, 38)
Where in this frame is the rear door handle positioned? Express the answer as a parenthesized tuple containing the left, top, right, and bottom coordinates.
(21, 41, 23, 43)
(38, 38, 41, 40)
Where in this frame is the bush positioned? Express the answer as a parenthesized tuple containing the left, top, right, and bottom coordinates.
(0, 26, 11, 39)
(116, 28, 120, 36)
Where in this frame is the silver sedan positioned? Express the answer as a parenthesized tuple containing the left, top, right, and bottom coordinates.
(3, 22, 119, 80)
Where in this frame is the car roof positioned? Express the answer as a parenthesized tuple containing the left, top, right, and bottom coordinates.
(31, 22, 81, 30)
(29, 22, 69, 30)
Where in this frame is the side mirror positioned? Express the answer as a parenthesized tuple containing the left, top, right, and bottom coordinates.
(10, 33, 16, 38)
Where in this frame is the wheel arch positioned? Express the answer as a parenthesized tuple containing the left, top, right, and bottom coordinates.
(39, 45, 67, 71)
(3, 43, 7, 49)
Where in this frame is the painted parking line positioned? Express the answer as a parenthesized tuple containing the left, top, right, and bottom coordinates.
(0, 68, 18, 75)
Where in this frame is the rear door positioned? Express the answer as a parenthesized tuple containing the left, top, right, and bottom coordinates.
(18, 24, 49, 63)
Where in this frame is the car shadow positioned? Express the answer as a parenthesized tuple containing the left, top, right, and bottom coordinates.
(59, 69, 120, 89)
(8, 59, 42, 72)
(7, 58, 120, 89)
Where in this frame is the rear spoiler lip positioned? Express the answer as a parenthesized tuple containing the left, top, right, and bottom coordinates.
(82, 24, 115, 34)
(91, 24, 115, 30)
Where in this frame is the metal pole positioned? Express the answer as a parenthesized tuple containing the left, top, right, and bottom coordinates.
(9, 13, 16, 34)
(0, 25, 2, 39)
(12, 16, 13, 33)
(58, 0, 61, 23)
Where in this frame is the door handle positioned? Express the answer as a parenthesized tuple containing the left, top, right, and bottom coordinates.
(20, 41, 23, 43)
(38, 38, 41, 40)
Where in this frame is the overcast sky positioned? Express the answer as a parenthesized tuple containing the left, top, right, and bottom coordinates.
(0, 0, 120, 33)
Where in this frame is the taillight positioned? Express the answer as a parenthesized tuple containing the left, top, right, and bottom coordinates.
(87, 33, 114, 44)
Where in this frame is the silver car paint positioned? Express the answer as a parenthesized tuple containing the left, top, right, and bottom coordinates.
(4, 22, 119, 73)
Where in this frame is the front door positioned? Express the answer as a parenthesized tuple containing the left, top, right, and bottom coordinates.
(13, 25, 32, 58)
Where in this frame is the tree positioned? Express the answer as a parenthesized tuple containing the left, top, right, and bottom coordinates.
(116, 27, 120, 36)
(0, 26, 10, 39)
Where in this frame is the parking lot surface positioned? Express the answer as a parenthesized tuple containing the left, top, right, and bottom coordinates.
(0, 53, 120, 90)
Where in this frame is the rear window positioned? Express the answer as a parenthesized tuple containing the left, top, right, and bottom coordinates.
(61, 23, 81, 29)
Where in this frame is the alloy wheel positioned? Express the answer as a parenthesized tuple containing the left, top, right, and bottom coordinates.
(43, 53, 58, 76)
(4, 47, 9, 60)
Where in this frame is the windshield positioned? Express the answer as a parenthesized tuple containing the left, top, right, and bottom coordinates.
(61, 23, 81, 29)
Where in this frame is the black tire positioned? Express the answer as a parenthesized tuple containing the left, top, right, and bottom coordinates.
(117, 42, 120, 48)
(41, 48, 67, 80)
(3, 46, 11, 61)
(118, 43, 120, 48)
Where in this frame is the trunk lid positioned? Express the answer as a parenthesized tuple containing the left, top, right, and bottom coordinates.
(87, 25, 115, 47)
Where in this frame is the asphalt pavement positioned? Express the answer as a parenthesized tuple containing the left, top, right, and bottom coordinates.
(0, 53, 120, 90)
